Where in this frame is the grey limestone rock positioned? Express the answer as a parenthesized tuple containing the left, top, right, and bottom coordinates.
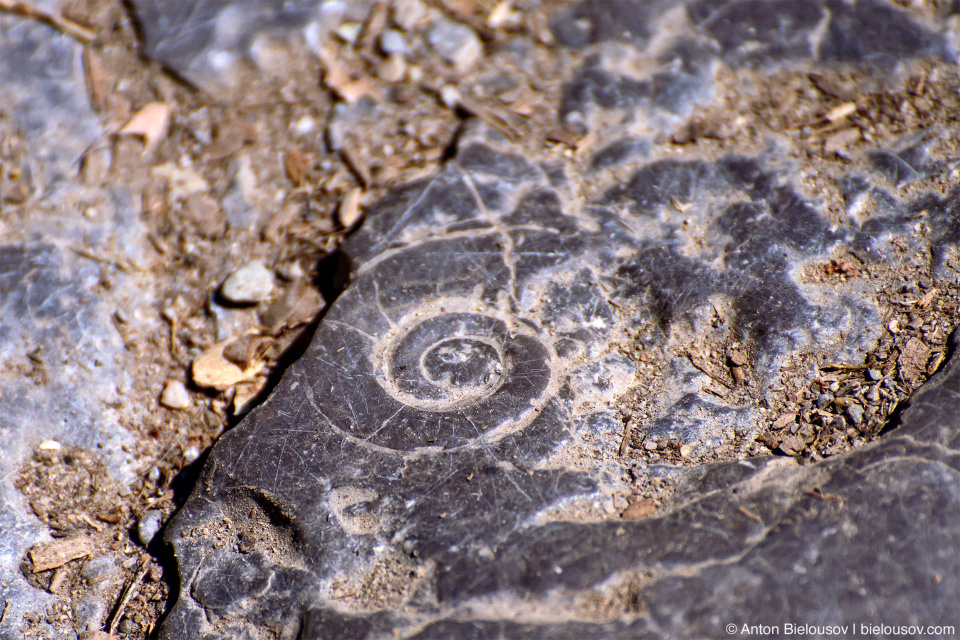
(128, 0, 376, 93)
(0, 12, 150, 638)
(160, 1, 960, 629)
(81, 0, 960, 638)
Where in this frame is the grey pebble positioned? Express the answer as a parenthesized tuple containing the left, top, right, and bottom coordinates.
(845, 404, 864, 425)
(816, 392, 833, 409)
(867, 368, 882, 381)
(72, 595, 108, 631)
(221, 261, 275, 303)
(380, 29, 407, 55)
(137, 510, 163, 546)
(428, 20, 482, 72)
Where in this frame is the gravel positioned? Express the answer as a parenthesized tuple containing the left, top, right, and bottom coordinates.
(220, 261, 275, 304)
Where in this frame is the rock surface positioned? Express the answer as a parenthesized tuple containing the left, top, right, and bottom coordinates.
(0, 12, 148, 636)
(1, 0, 957, 638)
(158, 2, 960, 637)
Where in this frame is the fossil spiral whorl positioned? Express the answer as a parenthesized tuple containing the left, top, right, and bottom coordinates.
(365, 304, 554, 450)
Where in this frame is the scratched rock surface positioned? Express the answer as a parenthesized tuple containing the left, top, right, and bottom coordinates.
(119, 0, 960, 638)
(160, 3, 960, 636)
(129, 0, 376, 95)
(0, 12, 151, 638)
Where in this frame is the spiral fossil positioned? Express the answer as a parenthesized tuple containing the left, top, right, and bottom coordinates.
(369, 300, 556, 450)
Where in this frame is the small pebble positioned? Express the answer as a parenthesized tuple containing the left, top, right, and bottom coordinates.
(380, 29, 407, 55)
(845, 403, 864, 426)
(335, 21, 362, 44)
(221, 261, 275, 304)
(339, 188, 364, 228)
(439, 85, 461, 108)
(428, 20, 483, 72)
(159, 380, 192, 410)
(277, 261, 305, 281)
(291, 115, 316, 136)
(643, 439, 658, 451)
(379, 54, 407, 83)
(679, 443, 694, 458)
(392, 0, 427, 31)
(816, 392, 833, 409)
(867, 368, 882, 381)
(137, 510, 162, 546)
(183, 445, 201, 464)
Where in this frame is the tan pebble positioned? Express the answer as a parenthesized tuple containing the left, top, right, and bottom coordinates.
(192, 336, 265, 391)
(38, 440, 61, 451)
(621, 498, 657, 520)
(679, 444, 694, 458)
(379, 54, 407, 83)
(339, 187, 364, 228)
(160, 380, 192, 410)
(825, 102, 856, 123)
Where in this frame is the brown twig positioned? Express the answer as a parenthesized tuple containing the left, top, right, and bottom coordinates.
(108, 560, 147, 634)
(686, 352, 733, 389)
(0, 0, 94, 43)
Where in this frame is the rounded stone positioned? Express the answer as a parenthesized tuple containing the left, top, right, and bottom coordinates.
(845, 404, 864, 426)
(220, 261, 275, 303)
(137, 510, 163, 546)
(160, 379, 191, 410)
(428, 20, 482, 72)
(380, 29, 407, 56)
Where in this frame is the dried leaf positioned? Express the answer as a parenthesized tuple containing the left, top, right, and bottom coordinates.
(119, 102, 172, 155)
(223, 335, 269, 369)
(340, 144, 371, 187)
(823, 127, 860, 155)
(260, 280, 325, 331)
(206, 119, 260, 160)
(358, 1, 389, 52)
(181, 193, 225, 238)
(261, 202, 302, 242)
(284, 148, 311, 186)
(233, 380, 266, 416)
(897, 337, 929, 384)
(318, 46, 380, 103)
(772, 413, 796, 431)
(82, 48, 106, 112)
(192, 336, 265, 391)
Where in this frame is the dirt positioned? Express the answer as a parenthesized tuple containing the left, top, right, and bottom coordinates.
(615, 60, 960, 475)
(3, 0, 958, 637)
